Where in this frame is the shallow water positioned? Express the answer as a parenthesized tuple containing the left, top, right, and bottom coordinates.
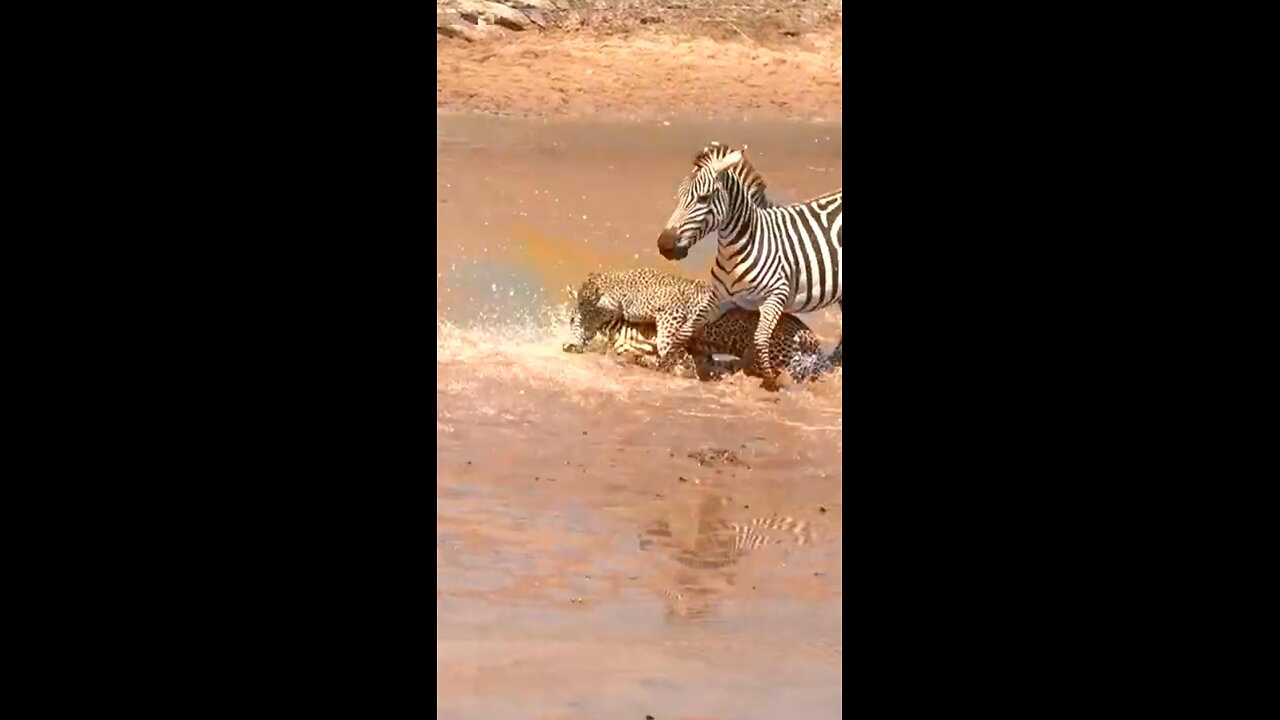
(436, 114, 843, 719)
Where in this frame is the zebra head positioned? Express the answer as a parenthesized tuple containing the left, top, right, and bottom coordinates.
(657, 142, 746, 260)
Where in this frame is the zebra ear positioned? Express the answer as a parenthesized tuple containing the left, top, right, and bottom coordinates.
(708, 150, 743, 174)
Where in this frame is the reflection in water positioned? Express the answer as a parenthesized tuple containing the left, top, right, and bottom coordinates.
(637, 489, 818, 621)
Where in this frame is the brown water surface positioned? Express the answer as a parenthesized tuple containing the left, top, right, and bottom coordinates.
(436, 114, 843, 720)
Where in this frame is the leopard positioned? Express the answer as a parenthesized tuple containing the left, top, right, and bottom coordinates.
(560, 267, 716, 372)
(561, 268, 835, 382)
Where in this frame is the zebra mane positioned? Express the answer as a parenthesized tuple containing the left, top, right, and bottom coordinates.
(692, 141, 772, 208)
(691, 141, 739, 168)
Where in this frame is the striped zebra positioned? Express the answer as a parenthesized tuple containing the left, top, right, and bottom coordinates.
(656, 141, 842, 390)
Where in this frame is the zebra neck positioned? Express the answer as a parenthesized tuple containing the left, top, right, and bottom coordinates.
(712, 205, 772, 297)
(716, 168, 768, 239)
(716, 202, 766, 256)
(710, 168, 776, 295)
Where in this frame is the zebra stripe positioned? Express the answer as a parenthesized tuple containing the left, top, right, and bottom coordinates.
(639, 513, 814, 570)
(597, 317, 745, 377)
(598, 316, 658, 357)
(656, 142, 843, 384)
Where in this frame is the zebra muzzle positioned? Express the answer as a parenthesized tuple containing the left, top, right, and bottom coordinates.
(657, 228, 688, 260)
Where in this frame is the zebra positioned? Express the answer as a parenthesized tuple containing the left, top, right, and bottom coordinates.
(656, 141, 842, 390)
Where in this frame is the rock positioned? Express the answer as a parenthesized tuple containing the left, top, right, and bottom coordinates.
(437, 21, 502, 42)
(522, 9, 548, 28)
(457, 0, 532, 31)
(505, 0, 557, 10)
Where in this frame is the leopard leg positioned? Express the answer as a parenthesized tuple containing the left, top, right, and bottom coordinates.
(660, 293, 723, 362)
(654, 315, 684, 373)
(655, 309, 696, 373)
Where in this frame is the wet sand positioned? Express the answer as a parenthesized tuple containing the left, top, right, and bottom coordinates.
(436, 114, 843, 718)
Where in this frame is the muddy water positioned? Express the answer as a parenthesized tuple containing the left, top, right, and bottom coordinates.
(436, 114, 843, 719)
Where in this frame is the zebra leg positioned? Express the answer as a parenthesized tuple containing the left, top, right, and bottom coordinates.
(752, 297, 786, 391)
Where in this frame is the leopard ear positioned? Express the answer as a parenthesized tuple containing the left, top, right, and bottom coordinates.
(565, 285, 577, 300)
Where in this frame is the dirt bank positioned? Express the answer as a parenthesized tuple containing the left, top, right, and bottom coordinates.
(437, 0, 843, 121)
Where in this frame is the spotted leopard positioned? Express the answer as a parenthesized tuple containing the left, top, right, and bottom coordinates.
(561, 267, 714, 371)
(562, 269, 835, 382)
